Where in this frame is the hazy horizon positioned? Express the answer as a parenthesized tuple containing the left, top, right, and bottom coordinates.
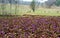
(21, 0, 48, 3)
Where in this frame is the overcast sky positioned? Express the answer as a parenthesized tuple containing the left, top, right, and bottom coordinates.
(23, 0, 48, 3)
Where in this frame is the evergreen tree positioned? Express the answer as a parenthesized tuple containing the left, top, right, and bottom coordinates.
(55, 0, 60, 6)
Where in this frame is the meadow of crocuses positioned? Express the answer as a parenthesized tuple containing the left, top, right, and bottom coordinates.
(0, 15, 60, 38)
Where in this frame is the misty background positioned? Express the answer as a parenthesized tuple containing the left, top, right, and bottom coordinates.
(0, 0, 59, 6)
(0, 0, 60, 16)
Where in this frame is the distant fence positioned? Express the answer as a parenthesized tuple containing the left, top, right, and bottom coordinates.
(0, 0, 21, 15)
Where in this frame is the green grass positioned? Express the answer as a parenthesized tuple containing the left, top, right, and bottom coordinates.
(0, 4, 60, 16)
(33, 8, 60, 16)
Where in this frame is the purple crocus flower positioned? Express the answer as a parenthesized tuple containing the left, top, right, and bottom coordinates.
(24, 32, 29, 38)
(52, 22, 57, 28)
(0, 30, 5, 35)
(31, 24, 36, 32)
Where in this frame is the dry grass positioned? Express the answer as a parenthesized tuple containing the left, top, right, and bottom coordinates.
(0, 4, 60, 16)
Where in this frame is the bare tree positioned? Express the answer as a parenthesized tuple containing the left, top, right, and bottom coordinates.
(45, 0, 56, 8)
(8, 0, 12, 15)
(1, 0, 7, 15)
(30, 0, 36, 12)
(15, 0, 18, 15)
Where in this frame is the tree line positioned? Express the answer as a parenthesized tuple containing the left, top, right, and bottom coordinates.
(31, 0, 60, 12)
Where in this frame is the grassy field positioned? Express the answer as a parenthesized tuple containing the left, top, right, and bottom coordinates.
(0, 4, 60, 16)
